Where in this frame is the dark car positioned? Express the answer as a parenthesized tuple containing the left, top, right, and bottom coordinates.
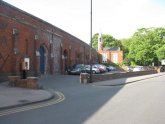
(68, 64, 86, 75)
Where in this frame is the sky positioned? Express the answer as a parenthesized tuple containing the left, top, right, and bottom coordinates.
(2, 0, 165, 44)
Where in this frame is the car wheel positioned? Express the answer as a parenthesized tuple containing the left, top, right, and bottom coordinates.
(92, 70, 96, 74)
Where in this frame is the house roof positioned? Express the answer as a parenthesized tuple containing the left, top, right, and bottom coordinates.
(103, 47, 120, 51)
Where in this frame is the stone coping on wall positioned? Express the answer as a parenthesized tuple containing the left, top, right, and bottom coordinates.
(92, 70, 157, 82)
(80, 70, 158, 83)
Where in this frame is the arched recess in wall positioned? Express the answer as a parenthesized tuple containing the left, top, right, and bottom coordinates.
(75, 49, 79, 64)
(39, 45, 48, 74)
(63, 49, 68, 72)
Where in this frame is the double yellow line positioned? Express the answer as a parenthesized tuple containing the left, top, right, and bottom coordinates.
(0, 91, 65, 117)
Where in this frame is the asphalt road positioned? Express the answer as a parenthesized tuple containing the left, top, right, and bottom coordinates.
(0, 74, 165, 124)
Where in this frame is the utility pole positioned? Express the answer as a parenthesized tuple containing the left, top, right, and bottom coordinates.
(89, 0, 93, 83)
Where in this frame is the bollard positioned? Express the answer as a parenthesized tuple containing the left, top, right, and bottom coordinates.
(80, 73, 89, 84)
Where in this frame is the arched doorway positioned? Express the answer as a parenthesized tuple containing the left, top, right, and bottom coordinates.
(63, 49, 68, 72)
(39, 46, 45, 74)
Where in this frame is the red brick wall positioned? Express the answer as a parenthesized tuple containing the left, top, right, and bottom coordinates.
(110, 51, 123, 64)
(92, 70, 157, 82)
(0, 1, 98, 81)
(98, 50, 123, 64)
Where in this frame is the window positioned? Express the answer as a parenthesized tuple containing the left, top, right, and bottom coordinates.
(102, 53, 107, 63)
(112, 53, 118, 63)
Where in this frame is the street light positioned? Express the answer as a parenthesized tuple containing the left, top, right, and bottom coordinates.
(89, 0, 93, 83)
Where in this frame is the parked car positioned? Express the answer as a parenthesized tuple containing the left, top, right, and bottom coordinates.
(85, 65, 100, 74)
(133, 66, 145, 72)
(68, 64, 86, 75)
(106, 66, 116, 71)
(127, 66, 134, 72)
(93, 64, 107, 73)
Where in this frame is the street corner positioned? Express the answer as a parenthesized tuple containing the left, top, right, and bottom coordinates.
(0, 87, 65, 117)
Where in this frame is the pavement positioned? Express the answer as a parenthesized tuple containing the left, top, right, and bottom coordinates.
(0, 83, 53, 110)
(0, 72, 165, 110)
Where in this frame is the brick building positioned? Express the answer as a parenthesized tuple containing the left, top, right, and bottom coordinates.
(98, 33, 123, 64)
(0, 1, 98, 81)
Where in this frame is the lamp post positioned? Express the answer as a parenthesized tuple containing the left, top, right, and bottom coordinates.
(89, 0, 93, 83)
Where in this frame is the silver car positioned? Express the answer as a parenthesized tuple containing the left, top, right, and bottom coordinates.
(85, 65, 100, 74)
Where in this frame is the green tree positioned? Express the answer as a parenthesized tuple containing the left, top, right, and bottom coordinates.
(121, 38, 132, 65)
(91, 33, 99, 50)
(156, 44, 165, 61)
(122, 27, 165, 66)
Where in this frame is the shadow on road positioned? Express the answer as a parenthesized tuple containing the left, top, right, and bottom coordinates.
(38, 74, 127, 124)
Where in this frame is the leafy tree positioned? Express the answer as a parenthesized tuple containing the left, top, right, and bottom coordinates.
(122, 27, 165, 66)
(156, 44, 165, 61)
(91, 33, 99, 50)
(121, 38, 132, 65)
(92, 27, 165, 66)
